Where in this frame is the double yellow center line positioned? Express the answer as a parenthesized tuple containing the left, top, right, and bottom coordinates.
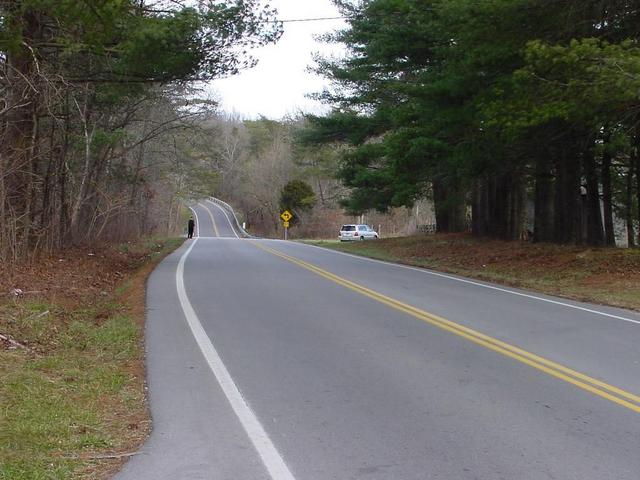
(253, 242, 640, 414)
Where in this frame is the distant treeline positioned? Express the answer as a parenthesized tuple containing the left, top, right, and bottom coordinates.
(0, 1, 280, 262)
(304, 0, 640, 246)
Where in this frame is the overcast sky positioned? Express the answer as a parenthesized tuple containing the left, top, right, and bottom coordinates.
(209, 0, 346, 119)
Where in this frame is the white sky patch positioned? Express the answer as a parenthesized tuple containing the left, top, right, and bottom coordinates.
(209, 0, 346, 119)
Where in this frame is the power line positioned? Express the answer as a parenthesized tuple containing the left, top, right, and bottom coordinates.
(267, 9, 438, 24)
(270, 16, 349, 24)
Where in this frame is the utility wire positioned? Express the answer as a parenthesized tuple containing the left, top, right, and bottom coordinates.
(272, 16, 348, 23)
(266, 10, 439, 24)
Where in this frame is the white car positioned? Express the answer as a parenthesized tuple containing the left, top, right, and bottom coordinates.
(339, 224, 378, 241)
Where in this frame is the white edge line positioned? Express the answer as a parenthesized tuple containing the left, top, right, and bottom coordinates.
(210, 196, 254, 237)
(176, 238, 295, 480)
(206, 199, 240, 238)
(280, 240, 640, 326)
(210, 200, 239, 238)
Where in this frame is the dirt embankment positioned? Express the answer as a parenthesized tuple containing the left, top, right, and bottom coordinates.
(2, 243, 161, 306)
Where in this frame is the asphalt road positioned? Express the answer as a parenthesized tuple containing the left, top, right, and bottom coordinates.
(116, 200, 640, 480)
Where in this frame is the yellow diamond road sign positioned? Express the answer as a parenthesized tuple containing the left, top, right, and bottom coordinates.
(280, 210, 292, 222)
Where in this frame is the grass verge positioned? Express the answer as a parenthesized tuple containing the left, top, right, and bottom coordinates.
(0, 237, 184, 479)
(304, 235, 640, 312)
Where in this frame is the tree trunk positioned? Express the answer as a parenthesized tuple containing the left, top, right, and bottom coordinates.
(534, 153, 554, 242)
(601, 144, 616, 246)
(1, 8, 46, 260)
(635, 148, 640, 247)
(626, 162, 635, 248)
(433, 181, 450, 233)
(433, 181, 466, 233)
(70, 85, 97, 239)
(41, 119, 57, 241)
(2, 61, 34, 259)
(553, 152, 567, 243)
(487, 176, 506, 238)
(554, 145, 582, 244)
(569, 152, 583, 244)
(0, 151, 9, 263)
(57, 106, 71, 247)
(508, 173, 526, 241)
(471, 179, 490, 236)
(583, 146, 604, 246)
(20, 108, 39, 254)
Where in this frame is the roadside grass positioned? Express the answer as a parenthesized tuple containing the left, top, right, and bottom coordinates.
(304, 236, 640, 312)
(0, 237, 184, 479)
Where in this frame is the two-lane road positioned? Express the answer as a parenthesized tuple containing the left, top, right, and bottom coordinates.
(116, 204, 640, 480)
(191, 200, 240, 239)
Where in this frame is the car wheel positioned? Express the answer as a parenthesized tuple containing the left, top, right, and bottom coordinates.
(360, 236, 365, 240)
(374, 235, 378, 239)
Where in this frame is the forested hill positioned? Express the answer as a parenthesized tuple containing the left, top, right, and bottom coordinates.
(304, 0, 640, 247)
(4, 1, 640, 264)
(0, 0, 281, 263)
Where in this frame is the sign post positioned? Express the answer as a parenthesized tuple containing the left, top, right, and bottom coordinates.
(280, 210, 292, 240)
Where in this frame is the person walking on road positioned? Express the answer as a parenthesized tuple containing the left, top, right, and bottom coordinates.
(187, 216, 195, 238)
